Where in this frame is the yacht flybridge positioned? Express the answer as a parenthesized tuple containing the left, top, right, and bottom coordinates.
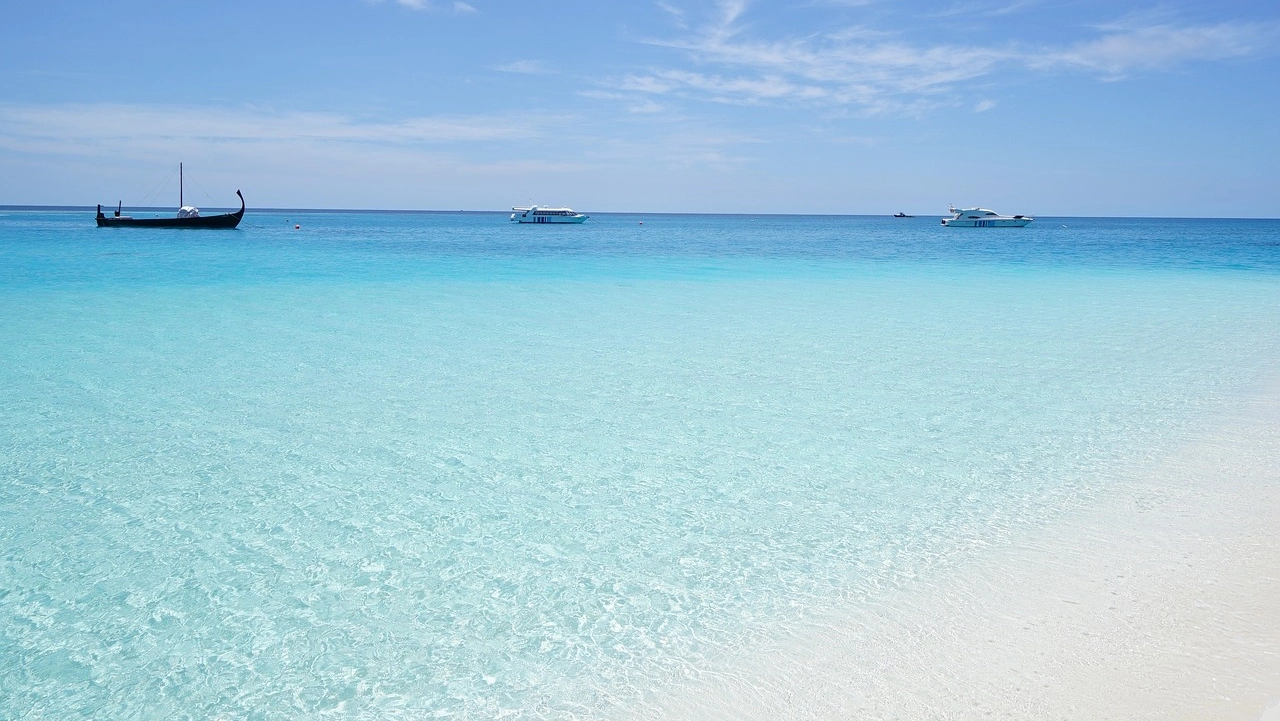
(510, 205, 588, 223)
(941, 206, 1033, 227)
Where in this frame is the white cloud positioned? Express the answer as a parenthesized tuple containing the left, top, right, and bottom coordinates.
(717, 0, 749, 29)
(807, 0, 877, 7)
(0, 103, 566, 153)
(657, 2, 687, 30)
(366, 0, 478, 13)
(626, 99, 669, 114)
(609, 5, 1279, 117)
(630, 30, 1011, 112)
(1039, 22, 1272, 78)
(974, 99, 997, 112)
(577, 90, 669, 114)
(928, 0, 1038, 18)
(988, 0, 1037, 16)
(638, 69, 815, 104)
(492, 60, 554, 75)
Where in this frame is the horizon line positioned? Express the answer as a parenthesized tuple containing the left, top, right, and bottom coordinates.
(2, 205, 1278, 221)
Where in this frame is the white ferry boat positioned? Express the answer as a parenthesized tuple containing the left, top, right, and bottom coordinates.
(941, 206, 1033, 227)
(510, 205, 588, 223)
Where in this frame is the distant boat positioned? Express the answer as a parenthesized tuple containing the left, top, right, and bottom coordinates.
(893, 212, 913, 218)
(509, 205, 588, 224)
(940, 205, 1032, 227)
(96, 163, 244, 228)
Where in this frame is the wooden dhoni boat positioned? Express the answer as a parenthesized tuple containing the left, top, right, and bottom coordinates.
(96, 164, 244, 228)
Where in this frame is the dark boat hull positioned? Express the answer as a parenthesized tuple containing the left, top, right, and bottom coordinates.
(96, 190, 244, 228)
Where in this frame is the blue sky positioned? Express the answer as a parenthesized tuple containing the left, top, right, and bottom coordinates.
(2, 0, 1277, 215)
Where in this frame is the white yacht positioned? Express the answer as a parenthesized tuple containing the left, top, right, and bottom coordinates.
(510, 205, 588, 223)
(941, 206, 1033, 227)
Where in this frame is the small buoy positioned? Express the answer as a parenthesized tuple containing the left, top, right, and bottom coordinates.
(639, 221, 643, 225)
(295, 224, 301, 230)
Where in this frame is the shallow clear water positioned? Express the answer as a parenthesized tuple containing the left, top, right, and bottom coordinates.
(2, 210, 1278, 718)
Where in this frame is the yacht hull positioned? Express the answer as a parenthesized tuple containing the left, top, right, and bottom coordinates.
(941, 218, 1032, 227)
(510, 216, 588, 224)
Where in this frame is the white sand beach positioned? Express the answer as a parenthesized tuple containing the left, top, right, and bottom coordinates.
(641, 379, 1280, 720)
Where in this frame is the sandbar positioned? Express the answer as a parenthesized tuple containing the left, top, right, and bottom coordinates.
(640, 379, 1280, 720)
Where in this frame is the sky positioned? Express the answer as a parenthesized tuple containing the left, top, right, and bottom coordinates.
(1, 0, 1278, 216)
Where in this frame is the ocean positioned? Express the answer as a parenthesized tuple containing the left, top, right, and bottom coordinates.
(2, 209, 1278, 719)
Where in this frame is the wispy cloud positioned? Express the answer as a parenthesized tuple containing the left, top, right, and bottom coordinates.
(0, 103, 566, 154)
(590, 127, 764, 170)
(617, 69, 824, 105)
(624, 98, 669, 114)
(365, 0, 478, 13)
(974, 99, 997, 112)
(927, 0, 1039, 19)
(616, 3, 1276, 113)
(628, 31, 1011, 113)
(988, 0, 1038, 16)
(717, 0, 749, 30)
(492, 60, 555, 75)
(579, 90, 670, 114)
(1038, 21, 1273, 78)
(806, 0, 878, 7)
(0, 102, 618, 207)
(657, 2, 688, 30)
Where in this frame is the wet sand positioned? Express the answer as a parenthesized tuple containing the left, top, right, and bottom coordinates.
(641, 380, 1280, 720)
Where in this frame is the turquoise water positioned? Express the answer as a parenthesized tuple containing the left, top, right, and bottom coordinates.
(2, 210, 1278, 718)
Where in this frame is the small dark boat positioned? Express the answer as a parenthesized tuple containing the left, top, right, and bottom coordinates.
(893, 212, 913, 218)
(96, 164, 244, 228)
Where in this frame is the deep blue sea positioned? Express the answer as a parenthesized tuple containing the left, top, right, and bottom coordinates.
(2, 209, 1278, 719)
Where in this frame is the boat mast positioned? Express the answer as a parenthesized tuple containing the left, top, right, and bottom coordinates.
(180, 162, 183, 208)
